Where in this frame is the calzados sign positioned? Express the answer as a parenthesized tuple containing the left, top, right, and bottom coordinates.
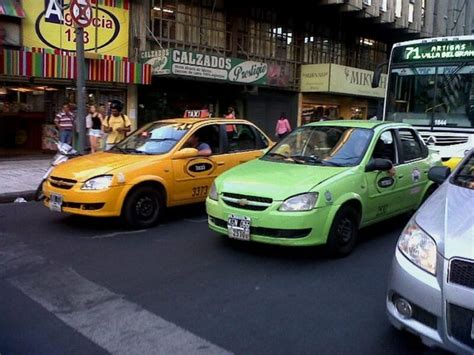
(22, 0, 129, 57)
(142, 48, 271, 85)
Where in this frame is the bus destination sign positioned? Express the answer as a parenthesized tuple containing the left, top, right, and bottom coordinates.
(395, 41, 474, 63)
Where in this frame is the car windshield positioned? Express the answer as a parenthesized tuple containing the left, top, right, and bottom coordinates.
(263, 126, 373, 167)
(386, 64, 474, 129)
(111, 122, 190, 155)
(452, 152, 474, 190)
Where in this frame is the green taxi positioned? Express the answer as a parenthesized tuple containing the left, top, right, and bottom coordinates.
(206, 121, 442, 256)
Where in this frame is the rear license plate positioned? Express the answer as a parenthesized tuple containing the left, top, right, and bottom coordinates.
(227, 215, 251, 241)
(49, 193, 63, 212)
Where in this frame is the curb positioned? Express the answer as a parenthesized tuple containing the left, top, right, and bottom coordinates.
(0, 190, 36, 204)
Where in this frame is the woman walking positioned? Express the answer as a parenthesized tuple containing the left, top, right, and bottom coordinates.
(87, 104, 104, 153)
(275, 113, 292, 140)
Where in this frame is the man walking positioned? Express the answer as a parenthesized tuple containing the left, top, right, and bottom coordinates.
(55, 102, 75, 145)
(102, 100, 131, 151)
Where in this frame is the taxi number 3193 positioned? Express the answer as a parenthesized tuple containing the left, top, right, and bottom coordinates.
(192, 185, 208, 197)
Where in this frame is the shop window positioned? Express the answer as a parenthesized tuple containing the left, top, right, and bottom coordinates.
(227, 124, 258, 152)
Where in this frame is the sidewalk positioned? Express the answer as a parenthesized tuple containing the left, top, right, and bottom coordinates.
(0, 158, 51, 203)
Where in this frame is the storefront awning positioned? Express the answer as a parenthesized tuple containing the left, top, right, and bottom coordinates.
(0, 0, 25, 18)
(0, 48, 152, 85)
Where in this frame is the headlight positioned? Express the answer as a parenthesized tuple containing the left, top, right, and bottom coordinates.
(209, 182, 218, 201)
(81, 175, 113, 190)
(279, 192, 318, 212)
(398, 220, 437, 275)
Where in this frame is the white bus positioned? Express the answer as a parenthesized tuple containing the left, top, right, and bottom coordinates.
(374, 35, 474, 168)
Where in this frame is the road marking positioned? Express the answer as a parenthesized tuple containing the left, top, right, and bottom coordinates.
(3, 239, 231, 355)
(90, 229, 148, 239)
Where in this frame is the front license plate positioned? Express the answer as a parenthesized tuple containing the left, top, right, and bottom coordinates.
(49, 193, 63, 212)
(227, 215, 251, 241)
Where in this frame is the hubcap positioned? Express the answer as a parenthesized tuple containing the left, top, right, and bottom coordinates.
(337, 217, 353, 244)
(135, 196, 156, 220)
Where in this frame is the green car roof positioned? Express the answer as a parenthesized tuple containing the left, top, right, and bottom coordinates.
(305, 120, 410, 131)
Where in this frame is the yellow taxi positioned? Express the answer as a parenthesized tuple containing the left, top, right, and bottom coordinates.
(43, 118, 272, 228)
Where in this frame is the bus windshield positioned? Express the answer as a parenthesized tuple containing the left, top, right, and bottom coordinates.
(386, 64, 474, 129)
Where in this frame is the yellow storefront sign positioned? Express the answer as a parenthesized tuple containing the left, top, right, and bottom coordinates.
(300, 64, 330, 92)
(301, 63, 387, 98)
(22, 0, 129, 57)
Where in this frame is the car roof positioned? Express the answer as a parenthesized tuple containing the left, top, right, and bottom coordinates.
(153, 118, 253, 125)
(305, 120, 411, 130)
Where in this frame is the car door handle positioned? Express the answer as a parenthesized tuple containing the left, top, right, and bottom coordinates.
(217, 161, 225, 166)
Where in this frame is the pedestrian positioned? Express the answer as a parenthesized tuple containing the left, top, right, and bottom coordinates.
(225, 106, 236, 136)
(225, 106, 236, 119)
(275, 112, 292, 140)
(55, 102, 75, 145)
(86, 104, 104, 153)
(102, 100, 131, 151)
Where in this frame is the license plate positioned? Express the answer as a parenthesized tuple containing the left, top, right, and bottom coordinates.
(227, 215, 251, 241)
(49, 193, 63, 212)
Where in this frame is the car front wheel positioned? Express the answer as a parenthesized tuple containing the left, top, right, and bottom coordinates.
(326, 206, 359, 257)
(123, 186, 163, 229)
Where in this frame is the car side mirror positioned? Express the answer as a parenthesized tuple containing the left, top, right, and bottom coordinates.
(173, 148, 198, 159)
(428, 166, 451, 184)
(365, 158, 393, 172)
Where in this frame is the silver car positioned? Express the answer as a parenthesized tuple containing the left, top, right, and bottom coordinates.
(386, 149, 474, 354)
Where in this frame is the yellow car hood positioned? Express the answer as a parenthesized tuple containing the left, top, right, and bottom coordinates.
(50, 152, 151, 182)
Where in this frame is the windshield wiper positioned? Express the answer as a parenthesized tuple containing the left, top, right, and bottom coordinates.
(266, 152, 288, 159)
(290, 155, 322, 165)
(149, 138, 178, 142)
(120, 147, 152, 155)
(111, 146, 126, 154)
(265, 152, 302, 163)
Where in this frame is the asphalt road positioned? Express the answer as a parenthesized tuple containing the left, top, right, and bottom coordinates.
(0, 202, 448, 355)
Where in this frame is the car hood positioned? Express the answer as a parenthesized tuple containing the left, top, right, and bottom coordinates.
(415, 182, 474, 260)
(50, 152, 152, 182)
(217, 159, 345, 201)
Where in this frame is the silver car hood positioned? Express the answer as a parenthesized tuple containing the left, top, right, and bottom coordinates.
(415, 182, 474, 260)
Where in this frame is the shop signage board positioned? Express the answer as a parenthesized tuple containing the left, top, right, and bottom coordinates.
(300, 64, 330, 92)
(22, 0, 129, 57)
(300, 63, 387, 98)
(141, 48, 288, 87)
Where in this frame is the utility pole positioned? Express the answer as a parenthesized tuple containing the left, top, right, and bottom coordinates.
(76, 26, 86, 154)
(70, 0, 92, 154)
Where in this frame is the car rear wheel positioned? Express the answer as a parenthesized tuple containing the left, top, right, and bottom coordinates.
(326, 206, 359, 257)
(123, 186, 164, 229)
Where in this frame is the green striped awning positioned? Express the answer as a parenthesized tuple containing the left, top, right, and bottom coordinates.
(0, 0, 25, 18)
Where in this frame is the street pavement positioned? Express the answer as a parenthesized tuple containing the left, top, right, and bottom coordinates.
(0, 158, 51, 203)
(0, 202, 448, 355)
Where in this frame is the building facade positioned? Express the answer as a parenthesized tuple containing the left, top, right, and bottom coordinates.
(134, 0, 473, 135)
(0, 0, 151, 157)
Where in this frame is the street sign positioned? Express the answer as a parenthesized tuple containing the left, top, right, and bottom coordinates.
(70, 0, 92, 27)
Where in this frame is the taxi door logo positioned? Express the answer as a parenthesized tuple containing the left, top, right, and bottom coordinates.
(186, 159, 215, 177)
(23, 0, 128, 57)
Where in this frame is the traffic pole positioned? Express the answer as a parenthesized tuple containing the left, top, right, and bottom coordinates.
(76, 25, 86, 154)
